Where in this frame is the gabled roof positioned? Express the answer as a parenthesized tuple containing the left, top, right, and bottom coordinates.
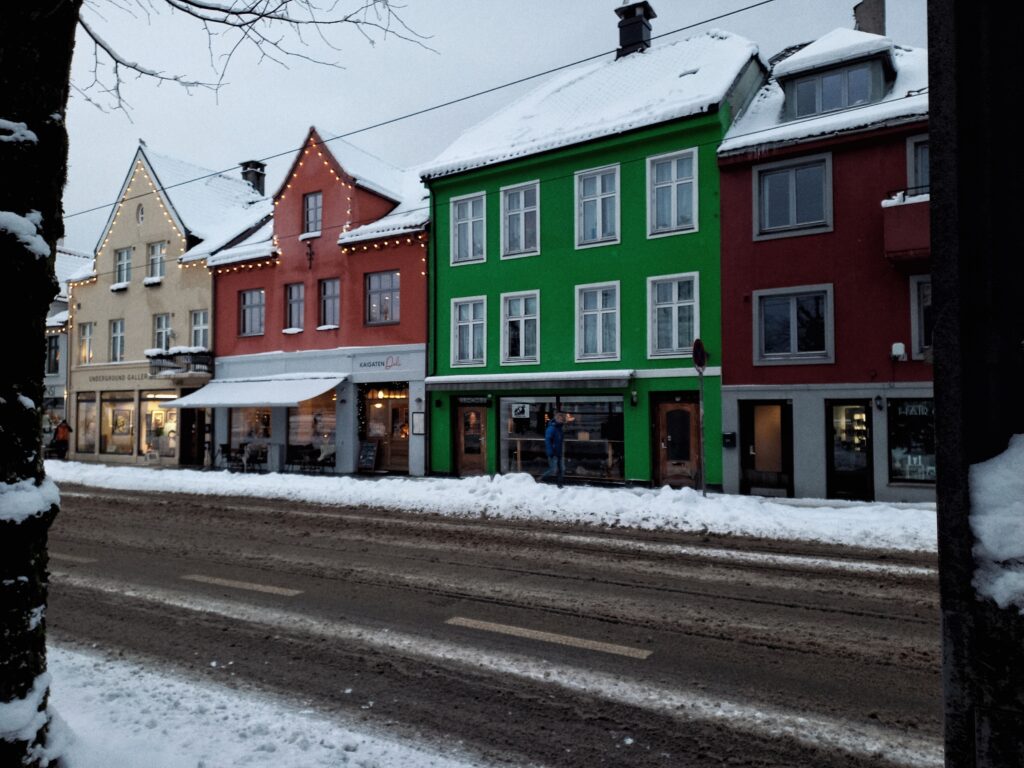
(719, 30, 927, 156)
(273, 127, 406, 203)
(206, 216, 277, 268)
(422, 29, 760, 179)
(53, 244, 91, 300)
(337, 167, 429, 246)
(93, 142, 264, 256)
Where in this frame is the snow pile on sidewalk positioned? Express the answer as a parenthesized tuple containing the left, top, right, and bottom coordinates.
(45, 461, 937, 552)
(47, 645, 485, 768)
(970, 434, 1024, 613)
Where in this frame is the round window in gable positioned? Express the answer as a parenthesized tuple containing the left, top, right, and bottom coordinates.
(136, 204, 144, 224)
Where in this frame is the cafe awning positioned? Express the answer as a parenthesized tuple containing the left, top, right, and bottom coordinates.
(165, 373, 346, 408)
(425, 369, 635, 391)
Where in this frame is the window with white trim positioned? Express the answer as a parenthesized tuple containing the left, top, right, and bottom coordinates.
(910, 275, 933, 359)
(239, 289, 265, 336)
(755, 155, 832, 237)
(791, 62, 873, 118)
(648, 150, 696, 235)
(501, 291, 539, 364)
(753, 285, 834, 364)
(453, 297, 486, 366)
(648, 273, 698, 356)
(46, 335, 60, 375)
(109, 318, 125, 362)
(78, 322, 94, 365)
(576, 282, 619, 360)
(303, 192, 323, 234)
(451, 193, 485, 263)
(285, 283, 305, 329)
(114, 248, 132, 283)
(190, 309, 209, 348)
(147, 241, 166, 279)
(576, 166, 619, 246)
(501, 182, 539, 257)
(153, 313, 172, 351)
(319, 278, 340, 326)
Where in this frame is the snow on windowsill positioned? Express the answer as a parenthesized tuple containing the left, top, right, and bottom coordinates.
(298, 231, 321, 241)
(317, 324, 339, 331)
(880, 191, 931, 208)
(282, 327, 304, 335)
(143, 276, 164, 286)
(109, 281, 129, 292)
(969, 433, 1024, 614)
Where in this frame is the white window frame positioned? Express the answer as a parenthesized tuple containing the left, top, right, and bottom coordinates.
(78, 322, 94, 365)
(109, 318, 125, 362)
(906, 134, 930, 193)
(909, 275, 932, 360)
(451, 296, 487, 367)
(752, 283, 834, 366)
(500, 181, 540, 258)
(450, 192, 486, 265)
(285, 282, 305, 330)
(500, 290, 540, 365)
(153, 313, 172, 351)
(753, 153, 833, 240)
(647, 149, 698, 237)
(190, 309, 209, 348)
(136, 204, 144, 224)
(647, 272, 700, 358)
(114, 248, 132, 283)
(575, 164, 620, 248)
(319, 278, 340, 327)
(239, 289, 265, 337)
(147, 241, 167, 279)
(303, 191, 323, 236)
(575, 281, 620, 362)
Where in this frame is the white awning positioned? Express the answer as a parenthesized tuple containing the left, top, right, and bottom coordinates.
(166, 374, 346, 408)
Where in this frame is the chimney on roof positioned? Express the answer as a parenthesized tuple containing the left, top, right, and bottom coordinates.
(240, 160, 266, 196)
(853, 0, 885, 36)
(615, 1, 657, 59)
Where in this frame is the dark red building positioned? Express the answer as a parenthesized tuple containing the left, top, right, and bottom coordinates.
(717, 28, 933, 501)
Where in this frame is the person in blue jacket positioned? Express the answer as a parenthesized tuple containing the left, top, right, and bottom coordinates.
(540, 410, 565, 487)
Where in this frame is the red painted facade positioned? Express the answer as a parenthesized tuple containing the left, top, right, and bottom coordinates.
(720, 124, 932, 387)
(214, 128, 426, 357)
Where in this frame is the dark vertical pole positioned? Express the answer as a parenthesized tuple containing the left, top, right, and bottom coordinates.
(929, 2, 1024, 765)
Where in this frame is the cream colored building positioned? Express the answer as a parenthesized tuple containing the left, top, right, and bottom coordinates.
(67, 142, 268, 466)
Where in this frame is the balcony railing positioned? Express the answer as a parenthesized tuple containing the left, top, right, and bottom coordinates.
(882, 186, 931, 267)
(147, 350, 213, 378)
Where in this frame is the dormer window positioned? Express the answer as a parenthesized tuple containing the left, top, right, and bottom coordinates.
(789, 61, 876, 118)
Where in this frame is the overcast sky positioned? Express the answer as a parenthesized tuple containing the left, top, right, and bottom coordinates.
(61, 0, 927, 253)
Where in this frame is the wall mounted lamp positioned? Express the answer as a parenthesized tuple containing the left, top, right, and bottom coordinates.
(630, 390, 638, 406)
(874, 395, 885, 411)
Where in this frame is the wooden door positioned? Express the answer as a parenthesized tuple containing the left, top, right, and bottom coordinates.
(655, 402, 700, 488)
(456, 405, 487, 476)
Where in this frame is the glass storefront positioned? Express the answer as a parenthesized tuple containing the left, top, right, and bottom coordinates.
(76, 393, 97, 453)
(500, 395, 624, 481)
(287, 391, 337, 465)
(229, 407, 271, 450)
(359, 383, 409, 472)
(100, 392, 135, 455)
(140, 391, 179, 458)
(888, 398, 936, 483)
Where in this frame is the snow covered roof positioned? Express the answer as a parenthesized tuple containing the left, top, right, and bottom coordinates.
(181, 204, 274, 265)
(94, 142, 265, 255)
(54, 245, 91, 300)
(205, 216, 278, 268)
(422, 30, 760, 179)
(337, 173, 429, 246)
(274, 127, 407, 204)
(46, 309, 68, 328)
(720, 30, 927, 156)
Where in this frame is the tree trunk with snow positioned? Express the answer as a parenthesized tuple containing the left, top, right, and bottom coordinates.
(0, 3, 81, 764)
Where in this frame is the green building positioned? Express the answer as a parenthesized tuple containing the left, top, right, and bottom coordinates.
(422, 4, 764, 488)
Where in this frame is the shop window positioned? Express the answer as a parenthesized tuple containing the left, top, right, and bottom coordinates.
(888, 398, 936, 483)
(100, 392, 135, 455)
(76, 393, 97, 453)
(140, 391, 179, 458)
(500, 396, 624, 481)
(287, 391, 337, 466)
(229, 407, 271, 450)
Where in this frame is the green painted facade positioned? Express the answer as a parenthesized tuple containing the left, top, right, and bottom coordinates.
(426, 105, 746, 487)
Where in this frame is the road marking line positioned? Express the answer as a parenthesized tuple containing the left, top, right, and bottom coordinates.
(181, 574, 302, 597)
(446, 616, 652, 659)
(51, 553, 98, 564)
